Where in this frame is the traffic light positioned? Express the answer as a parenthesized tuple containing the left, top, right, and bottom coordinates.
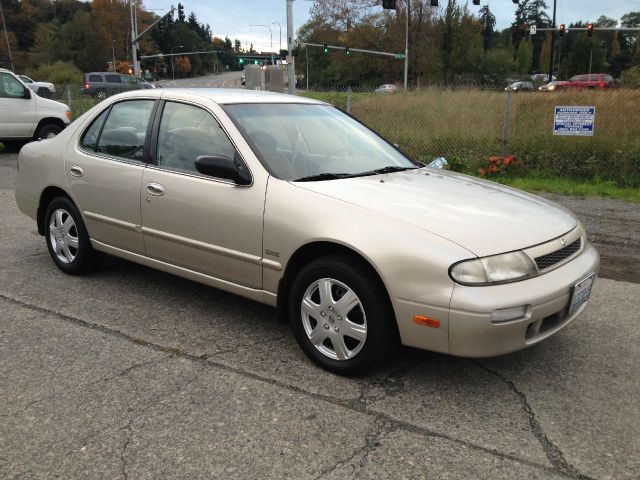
(323, 42, 329, 54)
(239, 57, 244, 64)
(559, 24, 565, 37)
(430, 0, 438, 6)
(382, 0, 397, 9)
(587, 23, 594, 37)
(254, 60, 259, 64)
(127, 68, 133, 75)
(472, 0, 480, 5)
(136, 50, 141, 61)
(177, 3, 185, 22)
(345, 45, 350, 55)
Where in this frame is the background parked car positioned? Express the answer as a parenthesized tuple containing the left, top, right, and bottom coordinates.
(538, 80, 572, 92)
(530, 73, 557, 83)
(18, 75, 55, 98)
(505, 81, 534, 92)
(375, 84, 399, 93)
(80, 72, 155, 99)
(568, 73, 616, 90)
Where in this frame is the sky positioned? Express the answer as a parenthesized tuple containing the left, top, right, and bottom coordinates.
(143, 0, 640, 53)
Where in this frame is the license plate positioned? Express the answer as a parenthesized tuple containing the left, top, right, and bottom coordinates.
(569, 274, 594, 314)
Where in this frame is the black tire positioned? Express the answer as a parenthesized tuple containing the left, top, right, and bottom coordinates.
(44, 196, 104, 275)
(289, 255, 397, 376)
(35, 122, 63, 140)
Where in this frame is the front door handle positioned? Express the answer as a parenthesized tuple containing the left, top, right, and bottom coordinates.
(146, 183, 165, 196)
(69, 165, 84, 177)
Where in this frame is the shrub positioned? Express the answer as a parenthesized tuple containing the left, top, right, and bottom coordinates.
(621, 66, 640, 89)
(24, 61, 83, 85)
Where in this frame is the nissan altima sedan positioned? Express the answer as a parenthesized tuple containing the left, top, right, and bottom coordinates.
(15, 89, 599, 375)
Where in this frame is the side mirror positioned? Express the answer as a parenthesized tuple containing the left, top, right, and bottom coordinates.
(429, 157, 449, 169)
(23, 88, 32, 100)
(195, 154, 251, 185)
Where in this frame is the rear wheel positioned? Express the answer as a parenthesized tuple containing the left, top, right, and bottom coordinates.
(96, 89, 107, 100)
(35, 122, 62, 140)
(44, 196, 104, 275)
(289, 255, 397, 376)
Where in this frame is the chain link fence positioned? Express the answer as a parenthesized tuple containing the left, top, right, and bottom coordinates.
(301, 86, 640, 189)
(44, 83, 640, 189)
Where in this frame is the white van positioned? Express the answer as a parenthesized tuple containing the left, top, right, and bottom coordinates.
(0, 68, 71, 143)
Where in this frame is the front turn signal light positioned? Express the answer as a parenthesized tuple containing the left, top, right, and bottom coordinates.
(414, 315, 440, 328)
(66, 110, 72, 121)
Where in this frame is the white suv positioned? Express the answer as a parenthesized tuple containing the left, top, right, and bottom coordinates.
(0, 68, 71, 144)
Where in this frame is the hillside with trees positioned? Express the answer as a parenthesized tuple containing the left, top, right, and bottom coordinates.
(0, 0, 245, 82)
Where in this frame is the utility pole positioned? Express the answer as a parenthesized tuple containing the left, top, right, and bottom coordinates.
(130, 0, 141, 77)
(547, 0, 557, 83)
(0, 0, 14, 72)
(287, 0, 295, 94)
(403, 0, 410, 91)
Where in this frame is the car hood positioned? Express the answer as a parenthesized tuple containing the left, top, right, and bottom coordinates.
(35, 95, 69, 112)
(292, 168, 577, 257)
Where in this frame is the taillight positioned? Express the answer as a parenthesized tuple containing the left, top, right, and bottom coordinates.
(85, 83, 90, 90)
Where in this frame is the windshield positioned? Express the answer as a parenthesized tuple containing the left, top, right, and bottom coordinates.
(223, 103, 418, 181)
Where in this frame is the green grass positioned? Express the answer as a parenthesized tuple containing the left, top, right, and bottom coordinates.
(493, 175, 640, 203)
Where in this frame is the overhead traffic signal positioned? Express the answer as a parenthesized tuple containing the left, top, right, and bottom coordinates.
(431, 0, 438, 6)
(382, 0, 397, 9)
(559, 24, 565, 37)
(323, 43, 329, 53)
(472, 0, 480, 5)
(587, 23, 594, 37)
(177, 3, 185, 22)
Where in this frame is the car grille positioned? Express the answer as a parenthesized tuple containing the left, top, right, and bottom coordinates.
(535, 238, 582, 270)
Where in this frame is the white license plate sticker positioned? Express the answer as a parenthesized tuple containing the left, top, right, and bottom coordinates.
(569, 274, 594, 314)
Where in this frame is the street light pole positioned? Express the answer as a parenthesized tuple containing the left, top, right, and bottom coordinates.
(547, 0, 557, 83)
(272, 21, 282, 53)
(286, 0, 295, 95)
(404, 0, 409, 91)
(249, 24, 273, 64)
(171, 45, 184, 80)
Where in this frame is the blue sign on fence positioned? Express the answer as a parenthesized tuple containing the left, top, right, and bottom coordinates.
(553, 106, 596, 137)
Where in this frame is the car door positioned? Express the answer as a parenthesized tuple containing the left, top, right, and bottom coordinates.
(65, 99, 157, 254)
(0, 72, 35, 138)
(140, 100, 265, 288)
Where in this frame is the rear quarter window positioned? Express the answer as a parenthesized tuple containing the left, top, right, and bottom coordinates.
(79, 108, 110, 152)
(88, 75, 103, 82)
(105, 75, 122, 83)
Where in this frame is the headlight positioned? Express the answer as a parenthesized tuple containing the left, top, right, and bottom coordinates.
(450, 251, 536, 286)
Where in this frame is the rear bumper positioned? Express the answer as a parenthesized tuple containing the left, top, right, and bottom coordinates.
(448, 241, 600, 357)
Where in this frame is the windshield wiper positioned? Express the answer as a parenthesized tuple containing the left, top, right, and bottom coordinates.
(293, 173, 353, 182)
(371, 166, 419, 175)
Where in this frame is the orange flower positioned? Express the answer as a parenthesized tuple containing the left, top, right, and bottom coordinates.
(504, 155, 514, 166)
(479, 168, 486, 177)
(489, 156, 501, 164)
(489, 165, 497, 174)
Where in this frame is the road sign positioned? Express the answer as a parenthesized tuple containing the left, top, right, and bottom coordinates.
(530, 25, 537, 35)
(553, 106, 596, 137)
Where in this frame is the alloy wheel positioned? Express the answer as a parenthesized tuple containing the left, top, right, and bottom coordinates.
(49, 208, 79, 264)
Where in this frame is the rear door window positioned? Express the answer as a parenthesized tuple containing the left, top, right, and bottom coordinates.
(96, 100, 154, 162)
(105, 75, 122, 83)
(88, 75, 103, 83)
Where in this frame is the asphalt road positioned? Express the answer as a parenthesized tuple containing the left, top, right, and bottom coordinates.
(156, 71, 243, 89)
(1, 151, 639, 479)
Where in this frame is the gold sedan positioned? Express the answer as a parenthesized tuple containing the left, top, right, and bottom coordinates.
(15, 89, 600, 375)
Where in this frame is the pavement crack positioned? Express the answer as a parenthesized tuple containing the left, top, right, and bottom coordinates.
(354, 359, 423, 407)
(120, 419, 134, 480)
(472, 360, 593, 480)
(314, 417, 393, 479)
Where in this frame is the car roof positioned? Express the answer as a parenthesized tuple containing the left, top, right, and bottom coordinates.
(112, 88, 324, 105)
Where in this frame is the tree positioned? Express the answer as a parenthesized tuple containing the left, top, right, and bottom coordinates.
(30, 24, 59, 66)
(516, 37, 533, 74)
(538, 33, 551, 71)
(479, 5, 495, 52)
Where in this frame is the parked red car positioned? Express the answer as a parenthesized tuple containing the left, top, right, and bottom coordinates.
(568, 73, 616, 90)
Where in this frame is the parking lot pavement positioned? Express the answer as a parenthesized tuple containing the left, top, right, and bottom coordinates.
(1, 153, 639, 478)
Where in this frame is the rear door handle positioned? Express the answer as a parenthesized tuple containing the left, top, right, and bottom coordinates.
(146, 183, 165, 196)
(69, 165, 84, 177)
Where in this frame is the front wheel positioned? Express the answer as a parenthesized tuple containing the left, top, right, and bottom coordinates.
(35, 122, 62, 140)
(44, 196, 104, 275)
(289, 255, 397, 376)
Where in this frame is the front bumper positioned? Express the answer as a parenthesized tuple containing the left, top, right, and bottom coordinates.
(447, 241, 600, 357)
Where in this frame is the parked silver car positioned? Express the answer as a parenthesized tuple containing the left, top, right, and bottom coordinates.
(14, 89, 599, 375)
